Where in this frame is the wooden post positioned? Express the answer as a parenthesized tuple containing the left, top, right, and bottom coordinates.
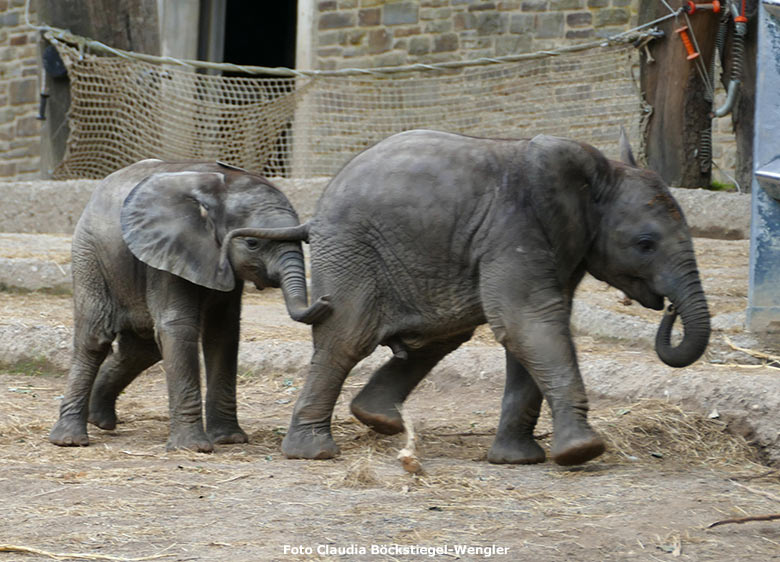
(292, 0, 316, 178)
(35, 0, 160, 177)
(639, 3, 720, 187)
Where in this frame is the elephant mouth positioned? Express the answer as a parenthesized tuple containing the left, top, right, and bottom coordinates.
(621, 276, 664, 310)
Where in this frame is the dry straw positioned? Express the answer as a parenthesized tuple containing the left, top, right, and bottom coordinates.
(593, 399, 765, 468)
(0, 544, 174, 561)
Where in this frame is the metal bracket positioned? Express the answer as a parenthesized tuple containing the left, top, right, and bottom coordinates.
(756, 158, 780, 200)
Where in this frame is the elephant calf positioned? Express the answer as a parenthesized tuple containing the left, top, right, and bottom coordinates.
(275, 129, 710, 466)
(49, 160, 330, 452)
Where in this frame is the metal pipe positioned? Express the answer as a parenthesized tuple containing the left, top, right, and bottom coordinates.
(714, 12, 747, 117)
(715, 79, 741, 116)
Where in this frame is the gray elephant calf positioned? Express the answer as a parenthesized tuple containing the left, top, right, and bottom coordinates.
(50, 160, 330, 452)
(278, 129, 710, 466)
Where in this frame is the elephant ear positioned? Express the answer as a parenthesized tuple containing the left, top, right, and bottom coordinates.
(619, 126, 638, 167)
(120, 171, 235, 291)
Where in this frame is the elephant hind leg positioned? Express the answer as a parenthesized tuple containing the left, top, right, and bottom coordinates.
(50, 332, 112, 447)
(350, 331, 473, 435)
(88, 332, 161, 430)
(282, 345, 361, 459)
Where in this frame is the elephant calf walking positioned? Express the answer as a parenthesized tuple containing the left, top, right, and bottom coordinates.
(275, 129, 710, 466)
(49, 160, 329, 452)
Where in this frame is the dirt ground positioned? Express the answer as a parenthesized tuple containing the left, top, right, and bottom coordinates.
(2, 238, 780, 561)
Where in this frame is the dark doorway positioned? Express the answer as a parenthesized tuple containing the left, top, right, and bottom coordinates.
(200, 1, 298, 177)
(222, 2, 297, 72)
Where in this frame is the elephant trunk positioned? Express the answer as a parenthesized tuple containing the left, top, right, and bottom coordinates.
(219, 225, 309, 271)
(277, 249, 331, 325)
(654, 268, 711, 368)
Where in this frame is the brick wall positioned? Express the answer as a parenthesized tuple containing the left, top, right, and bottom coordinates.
(0, 0, 40, 180)
(315, 0, 638, 71)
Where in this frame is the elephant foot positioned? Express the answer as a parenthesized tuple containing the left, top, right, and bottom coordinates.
(208, 423, 249, 445)
(166, 424, 214, 453)
(88, 407, 118, 431)
(49, 416, 90, 447)
(551, 429, 605, 466)
(350, 397, 404, 435)
(281, 424, 340, 459)
(487, 437, 546, 465)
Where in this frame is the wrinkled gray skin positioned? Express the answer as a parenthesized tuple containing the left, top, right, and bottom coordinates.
(49, 160, 330, 452)
(279, 129, 710, 466)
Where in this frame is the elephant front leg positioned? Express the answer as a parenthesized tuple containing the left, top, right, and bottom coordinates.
(148, 277, 212, 452)
(156, 320, 212, 452)
(202, 290, 247, 445)
(503, 322, 605, 465)
(487, 351, 546, 464)
(483, 270, 605, 466)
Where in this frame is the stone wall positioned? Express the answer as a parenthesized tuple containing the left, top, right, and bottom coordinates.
(314, 0, 638, 70)
(0, 0, 40, 180)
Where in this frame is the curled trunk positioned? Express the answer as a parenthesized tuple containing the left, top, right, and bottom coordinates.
(654, 272, 711, 367)
(219, 224, 331, 324)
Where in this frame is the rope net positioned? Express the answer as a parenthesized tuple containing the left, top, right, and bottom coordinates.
(51, 40, 642, 180)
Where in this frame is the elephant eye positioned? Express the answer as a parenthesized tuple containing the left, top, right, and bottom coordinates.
(636, 236, 657, 254)
(244, 238, 259, 250)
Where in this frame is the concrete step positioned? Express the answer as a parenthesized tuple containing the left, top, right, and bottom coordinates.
(0, 233, 72, 292)
(0, 231, 747, 346)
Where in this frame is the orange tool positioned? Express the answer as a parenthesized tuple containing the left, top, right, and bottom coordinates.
(676, 26, 700, 60)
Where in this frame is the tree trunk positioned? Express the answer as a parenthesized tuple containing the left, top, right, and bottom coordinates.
(35, 0, 160, 177)
(639, 4, 720, 187)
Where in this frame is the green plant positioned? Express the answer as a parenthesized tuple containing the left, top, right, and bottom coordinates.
(0, 356, 65, 377)
(709, 180, 737, 192)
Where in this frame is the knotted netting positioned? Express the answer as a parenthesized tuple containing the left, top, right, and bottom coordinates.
(49, 33, 644, 180)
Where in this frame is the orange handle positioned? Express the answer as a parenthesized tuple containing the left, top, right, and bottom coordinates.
(686, 0, 721, 14)
(735, 0, 747, 22)
(676, 26, 700, 60)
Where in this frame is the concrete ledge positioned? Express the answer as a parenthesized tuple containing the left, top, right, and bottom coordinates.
(0, 180, 100, 234)
(0, 178, 750, 239)
(0, 258, 72, 293)
(0, 177, 329, 234)
(0, 233, 72, 292)
(670, 187, 751, 240)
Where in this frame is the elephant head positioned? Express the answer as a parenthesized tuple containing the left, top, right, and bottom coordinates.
(585, 133, 711, 367)
(119, 169, 330, 324)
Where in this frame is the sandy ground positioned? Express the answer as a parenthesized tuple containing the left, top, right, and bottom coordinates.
(1, 237, 780, 561)
(1, 369, 779, 562)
